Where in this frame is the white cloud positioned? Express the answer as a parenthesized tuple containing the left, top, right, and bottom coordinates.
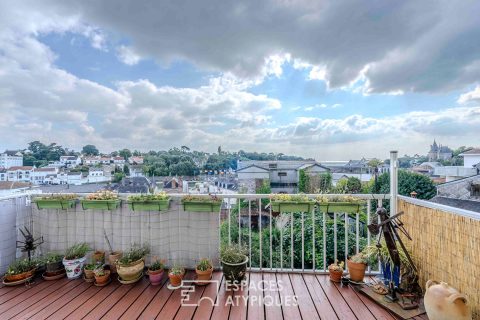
(458, 86, 480, 104)
(116, 45, 141, 65)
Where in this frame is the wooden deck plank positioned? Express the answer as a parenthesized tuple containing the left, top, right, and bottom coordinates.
(24, 281, 92, 319)
(333, 282, 376, 320)
(174, 272, 209, 320)
(302, 274, 338, 320)
(138, 272, 176, 320)
(192, 271, 224, 320)
(5, 278, 82, 319)
(262, 272, 283, 320)
(229, 272, 250, 320)
(120, 274, 169, 320)
(316, 275, 357, 320)
(276, 273, 301, 320)
(47, 285, 108, 319)
(245, 272, 264, 320)
(101, 276, 151, 319)
(210, 274, 233, 320)
(155, 271, 195, 320)
(290, 273, 321, 320)
(0, 278, 56, 305)
(349, 285, 399, 320)
(65, 281, 121, 320)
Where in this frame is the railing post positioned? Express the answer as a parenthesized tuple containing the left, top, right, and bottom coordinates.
(390, 150, 398, 215)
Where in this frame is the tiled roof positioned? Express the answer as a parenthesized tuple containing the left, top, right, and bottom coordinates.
(0, 181, 31, 190)
(34, 167, 56, 172)
(8, 166, 33, 171)
(430, 196, 480, 213)
(460, 148, 480, 155)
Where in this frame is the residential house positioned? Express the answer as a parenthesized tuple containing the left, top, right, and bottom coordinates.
(436, 174, 480, 201)
(31, 167, 59, 184)
(112, 156, 126, 165)
(83, 157, 101, 166)
(109, 177, 151, 193)
(59, 155, 81, 168)
(236, 160, 329, 193)
(128, 165, 144, 177)
(460, 148, 480, 170)
(66, 172, 83, 185)
(411, 162, 442, 176)
(6, 166, 33, 182)
(0, 181, 37, 196)
(0, 169, 6, 182)
(87, 168, 109, 183)
(0, 151, 23, 169)
(128, 156, 144, 165)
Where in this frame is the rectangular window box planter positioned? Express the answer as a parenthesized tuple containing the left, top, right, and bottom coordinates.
(319, 202, 361, 213)
(271, 201, 315, 213)
(128, 199, 171, 211)
(182, 201, 222, 212)
(81, 199, 121, 210)
(34, 199, 76, 210)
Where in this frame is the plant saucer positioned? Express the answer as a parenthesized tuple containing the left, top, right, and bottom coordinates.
(118, 272, 143, 285)
(83, 275, 95, 283)
(194, 274, 213, 286)
(94, 277, 111, 287)
(43, 270, 66, 281)
(2, 275, 34, 286)
(167, 282, 183, 290)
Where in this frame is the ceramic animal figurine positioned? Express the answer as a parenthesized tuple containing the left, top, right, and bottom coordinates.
(424, 280, 472, 320)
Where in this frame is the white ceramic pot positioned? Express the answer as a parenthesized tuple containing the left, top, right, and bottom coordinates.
(424, 280, 472, 320)
(62, 256, 87, 279)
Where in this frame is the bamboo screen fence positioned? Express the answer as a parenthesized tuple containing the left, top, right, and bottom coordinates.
(398, 198, 479, 319)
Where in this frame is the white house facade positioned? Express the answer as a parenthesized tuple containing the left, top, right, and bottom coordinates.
(0, 151, 23, 169)
(460, 148, 480, 169)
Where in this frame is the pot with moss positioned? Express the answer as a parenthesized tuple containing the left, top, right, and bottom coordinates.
(220, 244, 248, 284)
(116, 244, 150, 282)
(44, 252, 64, 273)
(181, 195, 222, 212)
(196, 258, 213, 282)
(128, 193, 171, 211)
(347, 253, 368, 282)
(148, 258, 165, 285)
(168, 266, 185, 288)
(4, 258, 38, 282)
(34, 194, 77, 210)
(63, 243, 90, 279)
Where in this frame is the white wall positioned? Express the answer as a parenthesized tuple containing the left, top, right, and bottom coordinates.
(464, 154, 480, 168)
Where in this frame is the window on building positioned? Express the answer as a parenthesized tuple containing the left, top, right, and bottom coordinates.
(472, 184, 480, 197)
(268, 163, 277, 169)
(278, 172, 287, 177)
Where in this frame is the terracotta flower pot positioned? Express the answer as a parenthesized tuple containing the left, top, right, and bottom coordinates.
(95, 270, 111, 285)
(196, 267, 213, 281)
(424, 280, 472, 320)
(328, 266, 343, 283)
(5, 268, 36, 282)
(92, 251, 105, 264)
(347, 260, 366, 282)
(117, 258, 144, 281)
(169, 272, 184, 287)
(148, 269, 164, 285)
(84, 268, 95, 280)
(108, 251, 122, 274)
(63, 256, 86, 279)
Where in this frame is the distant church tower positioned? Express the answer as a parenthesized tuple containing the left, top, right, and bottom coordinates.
(428, 139, 453, 162)
(428, 140, 439, 161)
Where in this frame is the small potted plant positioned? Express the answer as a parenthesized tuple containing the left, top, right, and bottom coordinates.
(220, 244, 248, 284)
(44, 252, 64, 274)
(148, 258, 165, 285)
(181, 195, 222, 212)
(315, 195, 362, 213)
(94, 267, 111, 286)
(34, 194, 77, 210)
(81, 191, 121, 210)
(347, 252, 368, 282)
(328, 260, 344, 282)
(92, 250, 105, 264)
(168, 266, 185, 288)
(116, 243, 150, 283)
(196, 258, 213, 282)
(270, 194, 315, 213)
(63, 243, 90, 279)
(4, 258, 38, 282)
(83, 263, 96, 281)
(128, 192, 171, 211)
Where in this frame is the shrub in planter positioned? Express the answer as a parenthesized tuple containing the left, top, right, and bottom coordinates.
(128, 193, 171, 211)
(34, 194, 77, 210)
(84, 264, 96, 280)
(196, 258, 213, 282)
(148, 258, 165, 285)
(94, 268, 111, 285)
(181, 195, 222, 212)
(270, 194, 315, 213)
(347, 252, 368, 282)
(116, 244, 150, 282)
(220, 244, 248, 284)
(43, 252, 64, 273)
(81, 191, 121, 210)
(168, 266, 185, 287)
(4, 258, 38, 282)
(328, 260, 344, 283)
(63, 243, 90, 279)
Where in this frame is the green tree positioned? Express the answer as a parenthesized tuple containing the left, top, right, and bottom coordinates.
(298, 169, 309, 193)
(374, 170, 436, 199)
(123, 164, 130, 176)
(119, 149, 132, 160)
(318, 172, 333, 192)
(82, 145, 99, 156)
(335, 177, 362, 194)
(113, 172, 125, 182)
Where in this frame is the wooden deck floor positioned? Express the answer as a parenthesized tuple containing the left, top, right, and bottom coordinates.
(0, 271, 428, 320)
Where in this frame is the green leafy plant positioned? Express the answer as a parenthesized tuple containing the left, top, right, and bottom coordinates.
(85, 190, 118, 200)
(220, 244, 248, 264)
(6, 258, 38, 275)
(94, 268, 106, 276)
(196, 258, 212, 271)
(64, 243, 90, 260)
(128, 192, 169, 202)
(270, 194, 310, 202)
(84, 263, 96, 270)
(117, 243, 150, 265)
(36, 194, 77, 200)
(169, 265, 185, 275)
(149, 259, 165, 271)
(43, 252, 63, 264)
(328, 260, 344, 272)
(314, 195, 362, 203)
(349, 252, 368, 264)
(181, 195, 221, 203)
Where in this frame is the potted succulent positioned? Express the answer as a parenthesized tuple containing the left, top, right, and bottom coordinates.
(347, 252, 368, 282)
(196, 258, 213, 282)
(63, 243, 90, 279)
(168, 266, 185, 288)
(270, 194, 315, 213)
(148, 258, 165, 285)
(83, 263, 96, 281)
(94, 268, 111, 285)
(43, 252, 64, 273)
(92, 250, 105, 264)
(181, 195, 222, 212)
(315, 195, 362, 213)
(328, 260, 344, 282)
(81, 191, 121, 210)
(220, 244, 248, 284)
(4, 258, 38, 282)
(34, 194, 77, 210)
(116, 244, 150, 282)
(128, 192, 171, 211)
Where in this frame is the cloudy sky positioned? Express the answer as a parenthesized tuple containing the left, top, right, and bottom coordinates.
(1, 0, 479, 160)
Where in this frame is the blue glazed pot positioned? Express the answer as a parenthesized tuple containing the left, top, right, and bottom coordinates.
(381, 262, 400, 286)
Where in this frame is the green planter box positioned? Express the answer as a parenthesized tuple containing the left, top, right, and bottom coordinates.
(35, 199, 76, 210)
(128, 199, 170, 211)
(319, 202, 361, 213)
(271, 201, 315, 213)
(81, 199, 121, 210)
(182, 201, 222, 212)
